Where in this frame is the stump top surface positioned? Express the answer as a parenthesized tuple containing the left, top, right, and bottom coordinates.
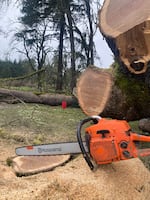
(12, 155, 70, 175)
(100, 0, 150, 37)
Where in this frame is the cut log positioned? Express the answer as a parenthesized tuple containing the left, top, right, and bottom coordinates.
(99, 0, 150, 74)
(0, 88, 77, 106)
(77, 66, 112, 116)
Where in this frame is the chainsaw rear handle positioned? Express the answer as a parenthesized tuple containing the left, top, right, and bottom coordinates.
(131, 133, 150, 157)
(77, 116, 101, 170)
(131, 133, 150, 142)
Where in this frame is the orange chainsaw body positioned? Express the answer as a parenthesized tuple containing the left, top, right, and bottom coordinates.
(85, 118, 150, 165)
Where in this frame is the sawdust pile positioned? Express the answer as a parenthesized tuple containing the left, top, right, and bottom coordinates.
(0, 143, 150, 200)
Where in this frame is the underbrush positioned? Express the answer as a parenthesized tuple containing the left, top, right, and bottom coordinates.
(0, 103, 86, 144)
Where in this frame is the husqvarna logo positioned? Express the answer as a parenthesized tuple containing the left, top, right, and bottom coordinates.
(38, 147, 61, 154)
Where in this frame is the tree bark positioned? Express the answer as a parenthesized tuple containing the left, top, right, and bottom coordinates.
(66, 5, 76, 92)
(0, 88, 77, 106)
(99, 0, 150, 74)
(56, 14, 65, 91)
(84, 0, 94, 65)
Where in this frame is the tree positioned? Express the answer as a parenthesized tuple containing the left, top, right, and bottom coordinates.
(17, 0, 66, 91)
(15, 17, 53, 90)
(84, 0, 94, 65)
(42, 0, 76, 91)
(56, 12, 65, 91)
(65, 1, 76, 91)
(0, 59, 32, 78)
(17, 0, 99, 92)
(72, 0, 99, 67)
(49, 0, 66, 91)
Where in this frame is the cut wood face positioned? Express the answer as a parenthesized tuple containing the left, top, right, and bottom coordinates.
(116, 20, 150, 74)
(99, 0, 150, 37)
(77, 66, 112, 116)
(99, 0, 150, 74)
(12, 155, 70, 176)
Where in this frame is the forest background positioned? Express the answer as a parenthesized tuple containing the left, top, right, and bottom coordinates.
(0, 0, 149, 121)
(0, 0, 114, 93)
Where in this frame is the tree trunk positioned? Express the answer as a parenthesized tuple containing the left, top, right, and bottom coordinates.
(37, 69, 45, 92)
(84, 0, 94, 65)
(56, 14, 65, 91)
(99, 0, 150, 74)
(66, 6, 76, 92)
(0, 88, 77, 106)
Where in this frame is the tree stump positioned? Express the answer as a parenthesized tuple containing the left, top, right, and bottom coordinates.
(12, 155, 70, 176)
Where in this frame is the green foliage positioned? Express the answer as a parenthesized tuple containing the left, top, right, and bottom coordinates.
(0, 128, 5, 138)
(33, 134, 46, 145)
(129, 121, 141, 133)
(0, 59, 33, 78)
(115, 68, 150, 114)
(6, 157, 13, 167)
(129, 120, 150, 170)
(21, 0, 44, 26)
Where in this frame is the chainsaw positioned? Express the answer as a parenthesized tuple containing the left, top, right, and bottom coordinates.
(15, 67, 150, 170)
(16, 116, 150, 170)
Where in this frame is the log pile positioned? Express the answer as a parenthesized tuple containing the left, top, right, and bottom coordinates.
(99, 0, 150, 74)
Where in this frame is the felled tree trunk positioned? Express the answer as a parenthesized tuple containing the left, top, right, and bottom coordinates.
(0, 88, 77, 106)
(99, 0, 150, 74)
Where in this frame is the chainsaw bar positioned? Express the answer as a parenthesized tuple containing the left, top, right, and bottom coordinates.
(16, 141, 88, 156)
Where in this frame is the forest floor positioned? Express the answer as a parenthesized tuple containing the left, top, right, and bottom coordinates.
(0, 103, 149, 200)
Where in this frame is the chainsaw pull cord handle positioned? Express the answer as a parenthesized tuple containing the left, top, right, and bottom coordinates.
(77, 116, 101, 170)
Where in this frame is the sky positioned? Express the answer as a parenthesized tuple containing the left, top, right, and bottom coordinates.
(0, 0, 113, 68)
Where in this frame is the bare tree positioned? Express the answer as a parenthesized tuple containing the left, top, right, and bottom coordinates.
(15, 19, 53, 90)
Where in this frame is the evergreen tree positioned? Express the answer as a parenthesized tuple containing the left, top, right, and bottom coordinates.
(16, 0, 99, 91)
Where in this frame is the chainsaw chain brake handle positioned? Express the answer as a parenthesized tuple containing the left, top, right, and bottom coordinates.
(77, 117, 150, 170)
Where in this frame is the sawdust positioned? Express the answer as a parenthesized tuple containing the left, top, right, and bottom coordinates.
(0, 138, 150, 200)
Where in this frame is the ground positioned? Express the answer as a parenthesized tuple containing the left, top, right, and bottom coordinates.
(0, 104, 150, 199)
(0, 138, 150, 200)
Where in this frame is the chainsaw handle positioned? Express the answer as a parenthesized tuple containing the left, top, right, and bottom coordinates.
(130, 133, 150, 157)
(131, 133, 150, 142)
(77, 116, 100, 170)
